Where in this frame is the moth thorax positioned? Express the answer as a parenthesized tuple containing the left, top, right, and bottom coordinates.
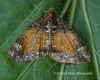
(44, 25, 57, 33)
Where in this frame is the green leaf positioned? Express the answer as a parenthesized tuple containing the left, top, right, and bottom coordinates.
(0, 0, 99, 80)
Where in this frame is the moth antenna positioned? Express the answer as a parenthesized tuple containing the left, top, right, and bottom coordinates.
(33, 3, 47, 13)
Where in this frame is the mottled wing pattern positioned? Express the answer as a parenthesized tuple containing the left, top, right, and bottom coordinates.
(8, 7, 91, 63)
(50, 19, 91, 63)
(8, 18, 48, 61)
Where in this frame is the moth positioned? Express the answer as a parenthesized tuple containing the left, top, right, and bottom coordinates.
(8, 7, 91, 63)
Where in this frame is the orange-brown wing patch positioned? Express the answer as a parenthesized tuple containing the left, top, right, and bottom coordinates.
(50, 28, 90, 63)
(8, 27, 48, 61)
(22, 28, 48, 54)
(52, 29, 77, 56)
